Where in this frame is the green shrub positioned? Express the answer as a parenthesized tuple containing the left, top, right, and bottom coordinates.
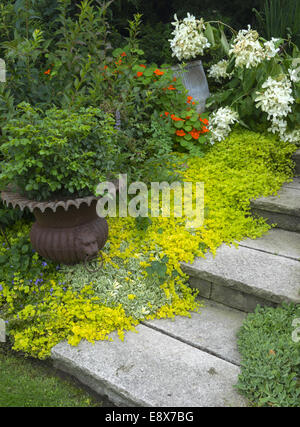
(0, 103, 119, 201)
(0, 0, 113, 110)
(237, 304, 300, 407)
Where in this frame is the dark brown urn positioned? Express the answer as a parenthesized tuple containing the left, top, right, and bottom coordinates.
(1, 190, 108, 265)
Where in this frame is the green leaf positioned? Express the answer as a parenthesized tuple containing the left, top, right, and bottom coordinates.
(220, 29, 230, 55)
(144, 68, 155, 77)
(242, 69, 257, 93)
(112, 48, 124, 58)
(174, 121, 184, 129)
(205, 23, 215, 47)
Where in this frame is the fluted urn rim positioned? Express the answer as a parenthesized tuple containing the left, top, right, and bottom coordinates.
(1, 189, 101, 214)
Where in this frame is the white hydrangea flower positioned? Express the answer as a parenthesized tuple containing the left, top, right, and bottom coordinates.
(256, 76, 299, 144)
(208, 59, 232, 81)
(269, 118, 300, 144)
(208, 107, 239, 143)
(229, 27, 282, 69)
(289, 66, 300, 83)
(268, 117, 288, 134)
(263, 38, 280, 60)
(169, 13, 210, 61)
(229, 26, 265, 68)
(255, 75, 294, 120)
(280, 128, 300, 144)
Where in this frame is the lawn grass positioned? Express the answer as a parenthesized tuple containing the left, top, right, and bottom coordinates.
(0, 341, 113, 407)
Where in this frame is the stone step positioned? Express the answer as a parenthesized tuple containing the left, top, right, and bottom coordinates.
(51, 319, 247, 407)
(239, 228, 300, 261)
(144, 298, 246, 366)
(250, 179, 300, 232)
(284, 176, 300, 190)
(293, 149, 300, 176)
(182, 229, 300, 312)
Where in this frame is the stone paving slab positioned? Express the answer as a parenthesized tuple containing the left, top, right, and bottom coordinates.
(51, 324, 247, 407)
(144, 299, 246, 365)
(182, 244, 300, 308)
(239, 228, 300, 260)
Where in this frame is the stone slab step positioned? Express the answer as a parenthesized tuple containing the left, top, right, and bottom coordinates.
(182, 240, 300, 312)
(285, 177, 300, 190)
(144, 299, 246, 366)
(250, 181, 300, 232)
(51, 324, 247, 407)
(293, 149, 300, 175)
(239, 228, 300, 261)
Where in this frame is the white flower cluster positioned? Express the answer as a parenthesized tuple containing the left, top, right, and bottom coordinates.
(255, 76, 294, 119)
(289, 67, 300, 83)
(169, 13, 210, 61)
(229, 26, 280, 69)
(208, 59, 232, 81)
(208, 107, 239, 143)
(255, 75, 300, 144)
(269, 117, 300, 144)
(263, 38, 281, 60)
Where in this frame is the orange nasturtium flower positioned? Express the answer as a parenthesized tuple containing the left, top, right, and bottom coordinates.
(167, 85, 176, 90)
(187, 96, 193, 104)
(136, 71, 143, 77)
(139, 64, 146, 68)
(121, 52, 127, 57)
(171, 114, 184, 122)
(176, 129, 186, 136)
(200, 118, 209, 125)
(189, 129, 200, 140)
(154, 69, 164, 76)
(44, 69, 51, 75)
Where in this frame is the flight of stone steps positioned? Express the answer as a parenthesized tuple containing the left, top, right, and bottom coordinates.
(182, 148, 300, 312)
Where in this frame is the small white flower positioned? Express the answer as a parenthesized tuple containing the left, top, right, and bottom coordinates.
(280, 128, 300, 144)
(264, 38, 280, 60)
(289, 67, 300, 83)
(208, 59, 232, 81)
(209, 107, 239, 143)
(269, 118, 300, 144)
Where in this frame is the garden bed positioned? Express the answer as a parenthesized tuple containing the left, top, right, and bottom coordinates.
(0, 0, 300, 407)
(0, 128, 296, 359)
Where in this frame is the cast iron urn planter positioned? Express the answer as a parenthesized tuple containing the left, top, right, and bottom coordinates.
(1, 190, 108, 265)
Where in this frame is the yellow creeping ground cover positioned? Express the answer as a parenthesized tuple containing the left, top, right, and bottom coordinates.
(0, 128, 296, 359)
